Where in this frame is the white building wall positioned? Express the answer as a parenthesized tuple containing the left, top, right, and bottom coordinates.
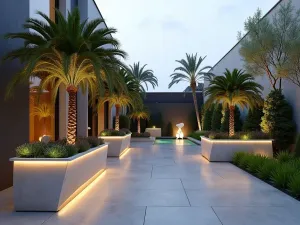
(206, 0, 300, 131)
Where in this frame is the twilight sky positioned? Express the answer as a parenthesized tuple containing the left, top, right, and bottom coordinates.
(96, 0, 279, 92)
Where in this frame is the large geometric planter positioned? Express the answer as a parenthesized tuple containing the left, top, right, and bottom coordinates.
(201, 136, 273, 162)
(145, 128, 161, 137)
(100, 133, 131, 157)
(10, 144, 108, 212)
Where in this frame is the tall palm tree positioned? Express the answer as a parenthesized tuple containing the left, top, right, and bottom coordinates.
(30, 103, 54, 135)
(4, 7, 126, 98)
(205, 69, 263, 136)
(99, 69, 142, 130)
(129, 107, 150, 133)
(169, 54, 213, 130)
(30, 49, 100, 144)
(128, 62, 158, 93)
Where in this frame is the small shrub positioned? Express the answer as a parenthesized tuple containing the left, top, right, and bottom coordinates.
(249, 155, 268, 173)
(120, 128, 131, 134)
(276, 151, 295, 163)
(55, 138, 67, 145)
(16, 143, 35, 158)
(288, 173, 300, 198)
(99, 129, 126, 136)
(75, 139, 91, 153)
(65, 145, 79, 157)
(294, 134, 300, 158)
(238, 154, 252, 170)
(16, 142, 46, 158)
(232, 152, 247, 165)
(44, 145, 68, 158)
(271, 163, 298, 189)
(86, 136, 102, 147)
(132, 132, 150, 137)
(256, 159, 279, 181)
(287, 158, 300, 171)
(247, 131, 270, 140)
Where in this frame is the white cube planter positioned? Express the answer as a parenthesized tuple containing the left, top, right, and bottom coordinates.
(100, 133, 131, 157)
(201, 136, 273, 162)
(10, 144, 108, 212)
(145, 128, 161, 137)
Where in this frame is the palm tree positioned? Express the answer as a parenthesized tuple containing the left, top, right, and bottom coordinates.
(128, 62, 158, 93)
(205, 69, 263, 136)
(129, 107, 150, 133)
(99, 69, 142, 130)
(30, 49, 100, 144)
(30, 103, 54, 135)
(169, 54, 213, 130)
(4, 7, 127, 98)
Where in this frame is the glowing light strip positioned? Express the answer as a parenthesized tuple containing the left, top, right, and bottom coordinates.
(201, 136, 272, 144)
(119, 148, 130, 159)
(58, 169, 106, 215)
(100, 133, 131, 139)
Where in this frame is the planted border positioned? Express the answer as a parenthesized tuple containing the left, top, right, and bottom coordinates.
(233, 152, 300, 200)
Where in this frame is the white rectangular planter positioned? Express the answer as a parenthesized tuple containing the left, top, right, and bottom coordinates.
(10, 144, 108, 212)
(201, 136, 273, 162)
(145, 128, 161, 137)
(100, 133, 131, 157)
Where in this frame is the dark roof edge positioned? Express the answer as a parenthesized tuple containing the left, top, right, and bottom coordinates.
(92, 0, 113, 38)
(210, 0, 283, 71)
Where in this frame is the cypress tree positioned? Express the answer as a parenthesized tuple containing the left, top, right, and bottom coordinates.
(211, 104, 222, 131)
(203, 104, 214, 131)
(243, 107, 263, 131)
(261, 90, 296, 150)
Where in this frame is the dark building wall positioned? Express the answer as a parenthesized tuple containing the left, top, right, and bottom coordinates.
(143, 92, 203, 136)
(145, 103, 197, 136)
(0, 0, 30, 191)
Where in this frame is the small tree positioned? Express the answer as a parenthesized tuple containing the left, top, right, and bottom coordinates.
(261, 90, 296, 150)
(221, 106, 243, 132)
(205, 69, 263, 136)
(203, 104, 214, 131)
(129, 107, 150, 133)
(239, 1, 300, 91)
(211, 104, 222, 131)
(243, 107, 263, 131)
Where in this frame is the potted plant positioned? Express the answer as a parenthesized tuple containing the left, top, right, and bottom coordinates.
(99, 129, 131, 157)
(10, 137, 108, 212)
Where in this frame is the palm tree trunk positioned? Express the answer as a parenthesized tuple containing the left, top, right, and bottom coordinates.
(137, 118, 141, 134)
(229, 105, 235, 137)
(67, 89, 77, 145)
(115, 104, 120, 131)
(43, 117, 47, 135)
(192, 88, 201, 131)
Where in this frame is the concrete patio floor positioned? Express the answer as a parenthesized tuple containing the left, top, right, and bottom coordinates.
(1, 141, 300, 225)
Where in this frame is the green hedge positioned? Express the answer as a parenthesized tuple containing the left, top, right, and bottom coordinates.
(233, 152, 300, 198)
(188, 131, 209, 141)
(15, 137, 104, 158)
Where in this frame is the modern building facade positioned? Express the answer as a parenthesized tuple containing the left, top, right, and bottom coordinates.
(206, 0, 300, 130)
(143, 92, 203, 136)
(0, 0, 112, 191)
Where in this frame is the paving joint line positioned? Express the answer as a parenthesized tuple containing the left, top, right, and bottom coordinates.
(211, 206, 224, 225)
(143, 206, 147, 225)
(180, 178, 191, 206)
